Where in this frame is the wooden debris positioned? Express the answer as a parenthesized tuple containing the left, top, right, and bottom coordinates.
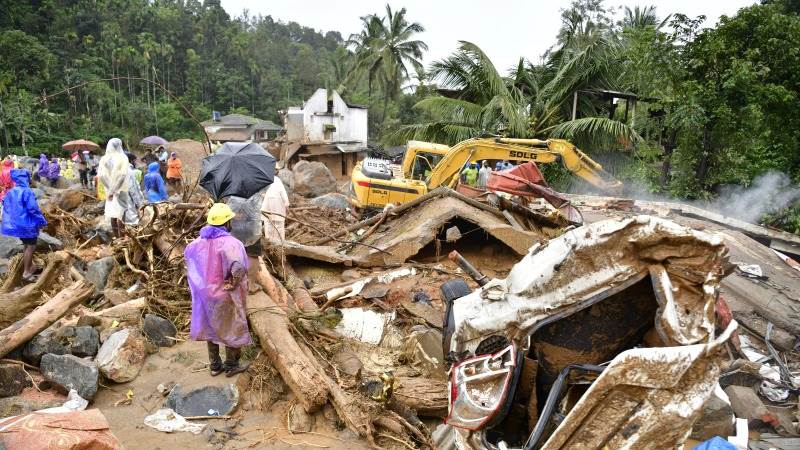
(0, 251, 71, 328)
(0, 280, 94, 358)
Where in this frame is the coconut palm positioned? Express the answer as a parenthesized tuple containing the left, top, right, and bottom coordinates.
(345, 5, 428, 118)
(391, 40, 639, 150)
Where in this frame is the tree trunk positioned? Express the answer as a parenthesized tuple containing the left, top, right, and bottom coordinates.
(695, 123, 713, 189)
(0, 280, 94, 359)
(660, 130, 677, 189)
(394, 377, 448, 418)
(245, 291, 329, 412)
(0, 252, 71, 328)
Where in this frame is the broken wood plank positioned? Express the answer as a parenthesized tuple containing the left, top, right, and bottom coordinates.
(733, 311, 796, 351)
(245, 291, 328, 412)
(283, 262, 319, 311)
(0, 280, 94, 358)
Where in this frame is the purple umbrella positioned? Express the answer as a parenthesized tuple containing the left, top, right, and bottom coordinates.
(140, 136, 168, 146)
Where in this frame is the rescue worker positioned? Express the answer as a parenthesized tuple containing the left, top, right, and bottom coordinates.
(477, 160, 492, 189)
(77, 151, 90, 189)
(461, 162, 478, 187)
(143, 162, 168, 203)
(36, 154, 49, 182)
(98, 138, 132, 238)
(261, 176, 289, 242)
(185, 203, 252, 377)
(166, 152, 183, 195)
(2, 169, 47, 282)
(45, 156, 61, 187)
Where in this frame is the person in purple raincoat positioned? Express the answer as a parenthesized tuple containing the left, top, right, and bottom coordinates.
(36, 154, 49, 182)
(184, 203, 252, 377)
(45, 157, 60, 187)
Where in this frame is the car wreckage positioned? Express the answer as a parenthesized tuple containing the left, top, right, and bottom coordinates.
(434, 215, 736, 449)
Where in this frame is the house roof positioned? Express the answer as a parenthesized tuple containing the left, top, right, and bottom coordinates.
(208, 129, 253, 142)
(345, 102, 368, 109)
(253, 120, 283, 131)
(202, 113, 275, 127)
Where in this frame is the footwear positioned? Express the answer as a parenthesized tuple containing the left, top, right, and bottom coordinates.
(21, 274, 38, 284)
(225, 362, 251, 377)
(210, 366, 225, 377)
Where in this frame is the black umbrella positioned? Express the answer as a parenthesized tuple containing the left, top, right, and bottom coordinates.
(199, 142, 275, 199)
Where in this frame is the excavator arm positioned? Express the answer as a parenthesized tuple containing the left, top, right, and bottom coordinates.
(425, 138, 622, 192)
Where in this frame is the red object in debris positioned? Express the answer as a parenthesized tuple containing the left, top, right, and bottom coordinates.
(715, 294, 741, 351)
(0, 409, 122, 450)
(486, 162, 583, 223)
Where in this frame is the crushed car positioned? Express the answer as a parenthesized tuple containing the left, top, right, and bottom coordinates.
(434, 215, 736, 449)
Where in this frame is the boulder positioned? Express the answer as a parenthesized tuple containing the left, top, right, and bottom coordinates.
(0, 235, 23, 259)
(57, 188, 85, 211)
(0, 364, 31, 397)
(289, 403, 314, 432)
(22, 329, 68, 365)
(142, 314, 177, 347)
(95, 327, 146, 382)
(57, 325, 100, 357)
(691, 388, 735, 441)
(311, 193, 350, 210)
(292, 161, 337, 197)
(85, 256, 115, 296)
(40, 353, 99, 400)
(103, 288, 130, 306)
(165, 384, 239, 417)
(277, 169, 294, 194)
(37, 232, 64, 251)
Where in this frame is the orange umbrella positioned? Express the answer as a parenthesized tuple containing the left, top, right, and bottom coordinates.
(62, 139, 100, 152)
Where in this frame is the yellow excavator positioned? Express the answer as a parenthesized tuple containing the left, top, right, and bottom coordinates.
(350, 137, 622, 209)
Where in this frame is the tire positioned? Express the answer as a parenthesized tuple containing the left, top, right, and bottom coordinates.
(440, 279, 472, 356)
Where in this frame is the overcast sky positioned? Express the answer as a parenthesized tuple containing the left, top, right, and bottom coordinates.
(220, 0, 756, 74)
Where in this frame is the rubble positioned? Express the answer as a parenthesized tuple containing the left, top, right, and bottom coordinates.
(142, 314, 177, 347)
(292, 160, 338, 197)
(0, 363, 30, 397)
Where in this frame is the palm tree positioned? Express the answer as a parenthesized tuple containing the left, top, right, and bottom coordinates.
(345, 5, 427, 118)
(391, 41, 639, 150)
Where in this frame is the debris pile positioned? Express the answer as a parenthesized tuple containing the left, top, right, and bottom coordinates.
(1, 161, 800, 450)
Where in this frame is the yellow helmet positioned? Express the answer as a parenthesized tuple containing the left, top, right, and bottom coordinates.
(207, 203, 235, 226)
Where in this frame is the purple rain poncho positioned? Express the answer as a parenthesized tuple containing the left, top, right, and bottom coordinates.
(185, 225, 252, 348)
(37, 154, 49, 178)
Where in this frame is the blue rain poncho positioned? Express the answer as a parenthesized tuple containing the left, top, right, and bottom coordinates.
(143, 162, 168, 203)
(1, 170, 47, 239)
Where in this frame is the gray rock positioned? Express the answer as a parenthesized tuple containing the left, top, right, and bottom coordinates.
(691, 390, 735, 440)
(292, 161, 337, 197)
(57, 325, 100, 357)
(445, 225, 462, 242)
(277, 169, 294, 194)
(103, 288, 129, 306)
(95, 327, 146, 382)
(40, 353, 99, 400)
(0, 364, 31, 397)
(23, 330, 68, 365)
(0, 235, 23, 259)
(86, 256, 115, 296)
(143, 314, 177, 347)
(289, 403, 314, 432)
(57, 188, 85, 211)
(37, 232, 64, 251)
(360, 281, 389, 299)
(310, 193, 350, 210)
(165, 384, 239, 417)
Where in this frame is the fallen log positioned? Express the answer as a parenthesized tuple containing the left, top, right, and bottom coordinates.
(253, 257, 291, 308)
(245, 291, 328, 412)
(283, 262, 319, 312)
(0, 251, 70, 328)
(153, 235, 184, 262)
(0, 280, 94, 358)
(733, 311, 797, 351)
(394, 377, 448, 418)
(58, 297, 147, 329)
(0, 257, 23, 293)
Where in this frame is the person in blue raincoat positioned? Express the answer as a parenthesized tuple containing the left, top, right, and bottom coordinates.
(143, 162, 168, 203)
(2, 169, 47, 282)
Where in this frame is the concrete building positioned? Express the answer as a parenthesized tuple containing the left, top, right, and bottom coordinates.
(282, 89, 368, 177)
(202, 114, 282, 144)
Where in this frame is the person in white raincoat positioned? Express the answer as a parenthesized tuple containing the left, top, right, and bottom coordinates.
(98, 138, 132, 237)
(260, 176, 289, 242)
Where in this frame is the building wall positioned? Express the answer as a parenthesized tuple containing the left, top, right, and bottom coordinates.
(286, 89, 368, 144)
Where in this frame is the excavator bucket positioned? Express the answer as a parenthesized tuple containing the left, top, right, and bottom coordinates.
(487, 162, 583, 224)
